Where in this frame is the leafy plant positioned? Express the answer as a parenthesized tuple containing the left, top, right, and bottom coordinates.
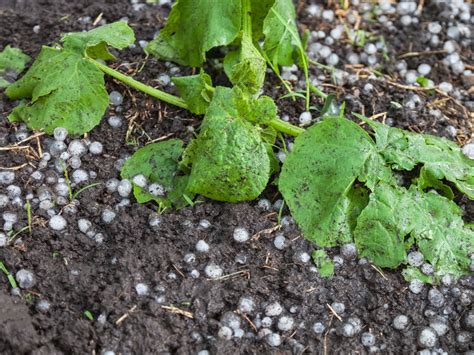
(0, 45, 30, 88)
(146, 0, 310, 105)
(5, 7, 474, 284)
(280, 115, 473, 281)
(6, 21, 135, 134)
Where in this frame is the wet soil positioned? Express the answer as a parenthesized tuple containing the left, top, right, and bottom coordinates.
(0, 1, 473, 354)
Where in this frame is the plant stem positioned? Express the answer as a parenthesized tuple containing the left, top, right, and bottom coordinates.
(91, 59, 304, 137)
(90, 58, 189, 110)
(309, 84, 328, 100)
(241, 0, 252, 41)
(268, 118, 304, 136)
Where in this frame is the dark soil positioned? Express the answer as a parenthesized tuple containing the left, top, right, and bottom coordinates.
(0, 1, 473, 354)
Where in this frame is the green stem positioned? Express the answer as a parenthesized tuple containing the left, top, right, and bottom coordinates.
(268, 118, 304, 136)
(309, 84, 328, 100)
(91, 58, 304, 137)
(90, 58, 189, 110)
(241, 0, 252, 40)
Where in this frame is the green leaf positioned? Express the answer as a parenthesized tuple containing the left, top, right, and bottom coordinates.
(402, 266, 434, 284)
(417, 166, 454, 200)
(311, 250, 334, 278)
(250, 0, 276, 40)
(145, 0, 241, 67)
(414, 189, 474, 279)
(183, 87, 271, 202)
(61, 21, 135, 60)
(225, 35, 266, 95)
(416, 76, 429, 88)
(0, 45, 31, 88)
(171, 70, 214, 115)
(262, 0, 301, 67)
(361, 117, 474, 199)
(121, 139, 193, 208)
(6, 47, 108, 134)
(354, 184, 418, 268)
(355, 183, 474, 278)
(279, 117, 392, 246)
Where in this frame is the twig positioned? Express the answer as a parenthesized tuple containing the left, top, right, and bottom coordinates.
(210, 270, 250, 281)
(398, 49, 446, 59)
(237, 310, 257, 332)
(327, 303, 343, 322)
(250, 224, 281, 241)
(161, 305, 194, 319)
(115, 305, 137, 325)
(370, 264, 388, 280)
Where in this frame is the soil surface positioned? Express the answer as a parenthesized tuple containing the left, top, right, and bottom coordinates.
(0, 1, 473, 354)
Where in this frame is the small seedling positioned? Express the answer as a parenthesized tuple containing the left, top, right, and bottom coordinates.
(73, 182, 102, 200)
(84, 310, 94, 321)
(0, 261, 18, 289)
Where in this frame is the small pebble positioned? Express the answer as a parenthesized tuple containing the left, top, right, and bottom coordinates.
(135, 283, 149, 296)
(72, 169, 89, 184)
(361, 332, 376, 347)
(418, 327, 437, 348)
(89, 142, 103, 155)
(409, 279, 423, 294)
(108, 116, 123, 128)
(196, 240, 210, 253)
(277, 316, 294, 331)
(299, 111, 312, 125)
(428, 289, 445, 308)
(148, 183, 165, 196)
(331, 302, 345, 314)
(101, 209, 116, 224)
(49, 215, 67, 231)
(221, 311, 241, 330)
(68, 140, 87, 156)
(265, 333, 281, 347)
(273, 234, 286, 250)
(313, 322, 325, 334)
(53, 127, 68, 141)
(393, 315, 409, 330)
(35, 299, 51, 313)
(218, 326, 232, 340)
(265, 302, 283, 317)
(340, 243, 357, 260)
(109, 91, 123, 106)
(204, 263, 223, 279)
(16, 269, 36, 289)
(233, 227, 249, 243)
(117, 179, 132, 197)
(238, 296, 255, 314)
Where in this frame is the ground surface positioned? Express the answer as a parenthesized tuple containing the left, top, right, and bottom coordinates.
(0, 0, 473, 354)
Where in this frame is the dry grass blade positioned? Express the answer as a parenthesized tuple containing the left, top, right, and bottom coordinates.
(161, 305, 194, 319)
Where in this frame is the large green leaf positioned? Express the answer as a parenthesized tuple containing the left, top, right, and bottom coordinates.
(171, 70, 214, 115)
(355, 183, 474, 277)
(6, 47, 108, 134)
(183, 87, 271, 202)
(61, 21, 135, 60)
(361, 117, 474, 199)
(250, 0, 276, 40)
(262, 0, 301, 67)
(279, 117, 392, 246)
(5, 22, 136, 135)
(415, 189, 474, 278)
(224, 35, 266, 95)
(0, 45, 31, 89)
(121, 139, 193, 208)
(145, 0, 241, 67)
